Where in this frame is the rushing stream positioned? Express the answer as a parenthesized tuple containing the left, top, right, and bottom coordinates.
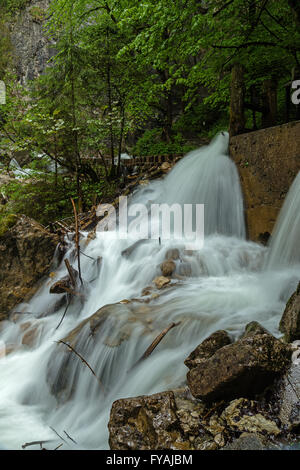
(0, 133, 299, 450)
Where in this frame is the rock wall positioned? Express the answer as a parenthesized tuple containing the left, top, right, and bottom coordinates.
(229, 121, 300, 242)
(9, 0, 54, 84)
(0, 216, 59, 316)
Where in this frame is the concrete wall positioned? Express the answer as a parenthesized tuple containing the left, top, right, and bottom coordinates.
(230, 121, 300, 242)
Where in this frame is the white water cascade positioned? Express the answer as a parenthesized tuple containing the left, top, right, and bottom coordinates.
(0, 133, 299, 450)
(266, 171, 300, 269)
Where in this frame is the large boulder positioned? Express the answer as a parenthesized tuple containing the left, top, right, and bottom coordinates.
(274, 360, 300, 432)
(221, 398, 280, 435)
(279, 281, 300, 342)
(222, 433, 272, 451)
(186, 333, 292, 402)
(184, 330, 231, 370)
(108, 391, 189, 450)
(0, 216, 59, 316)
(108, 388, 213, 451)
(160, 260, 176, 277)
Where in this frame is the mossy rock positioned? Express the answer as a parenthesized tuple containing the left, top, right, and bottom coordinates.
(0, 213, 18, 237)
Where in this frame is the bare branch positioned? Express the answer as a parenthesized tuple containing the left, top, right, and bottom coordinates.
(56, 340, 106, 393)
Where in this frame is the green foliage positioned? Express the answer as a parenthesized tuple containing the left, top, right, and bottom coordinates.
(0, 207, 18, 237)
(1, 170, 117, 226)
(133, 129, 195, 156)
(1, 0, 299, 225)
(29, 6, 46, 22)
(1, 0, 30, 14)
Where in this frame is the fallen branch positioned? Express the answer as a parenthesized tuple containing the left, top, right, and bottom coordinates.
(49, 426, 68, 444)
(56, 340, 106, 393)
(22, 440, 51, 449)
(64, 430, 77, 445)
(64, 259, 76, 288)
(80, 250, 96, 261)
(132, 322, 181, 370)
(71, 198, 83, 285)
(55, 297, 71, 330)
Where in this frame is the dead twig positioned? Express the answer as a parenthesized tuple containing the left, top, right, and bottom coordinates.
(64, 430, 77, 445)
(56, 340, 106, 393)
(55, 297, 71, 330)
(22, 440, 51, 449)
(53, 443, 64, 450)
(49, 426, 68, 444)
(71, 198, 83, 285)
(132, 322, 181, 370)
(64, 259, 76, 287)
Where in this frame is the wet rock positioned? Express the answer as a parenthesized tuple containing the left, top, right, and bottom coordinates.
(160, 260, 176, 277)
(49, 276, 70, 294)
(165, 249, 180, 261)
(153, 276, 171, 289)
(187, 333, 292, 402)
(222, 433, 269, 450)
(108, 391, 190, 450)
(121, 240, 148, 258)
(221, 398, 280, 435)
(276, 361, 300, 432)
(173, 388, 207, 436)
(0, 216, 58, 316)
(161, 162, 172, 173)
(141, 287, 152, 296)
(177, 262, 192, 277)
(193, 436, 218, 451)
(185, 330, 231, 370)
(279, 282, 300, 342)
(22, 324, 42, 347)
(242, 321, 270, 338)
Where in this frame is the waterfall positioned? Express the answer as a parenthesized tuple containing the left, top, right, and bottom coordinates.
(266, 171, 300, 269)
(131, 132, 245, 239)
(0, 133, 299, 450)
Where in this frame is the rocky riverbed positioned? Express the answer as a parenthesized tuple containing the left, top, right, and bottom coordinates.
(108, 283, 300, 450)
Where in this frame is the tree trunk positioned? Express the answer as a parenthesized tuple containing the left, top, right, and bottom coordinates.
(262, 79, 277, 128)
(229, 64, 246, 137)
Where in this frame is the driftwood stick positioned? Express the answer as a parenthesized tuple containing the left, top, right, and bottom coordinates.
(55, 221, 70, 232)
(132, 322, 181, 370)
(22, 440, 51, 449)
(55, 297, 71, 330)
(71, 198, 83, 285)
(49, 427, 68, 444)
(64, 259, 76, 287)
(56, 340, 106, 393)
(80, 250, 96, 261)
(53, 443, 64, 450)
(64, 430, 77, 445)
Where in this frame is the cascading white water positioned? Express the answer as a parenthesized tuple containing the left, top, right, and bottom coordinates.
(0, 133, 299, 450)
(131, 132, 245, 239)
(266, 171, 300, 269)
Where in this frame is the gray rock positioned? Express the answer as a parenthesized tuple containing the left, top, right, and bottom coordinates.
(279, 281, 300, 342)
(187, 333, 292, 402)
(185, 330, 231, 370)
(9, 0, 55, 84)
(222, 433, 269, 450)
(242, 321, 270, 338)
(0, 216, 58, 316)
(277, 362, 300, 432)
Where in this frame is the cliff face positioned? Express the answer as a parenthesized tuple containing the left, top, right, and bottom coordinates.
(9, 0, 54, 84)
(230, 121, 300, 242)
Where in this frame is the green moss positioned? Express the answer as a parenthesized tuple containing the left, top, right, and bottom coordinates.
(29, 6, 46, 22)
(0, 213, 18, 237)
